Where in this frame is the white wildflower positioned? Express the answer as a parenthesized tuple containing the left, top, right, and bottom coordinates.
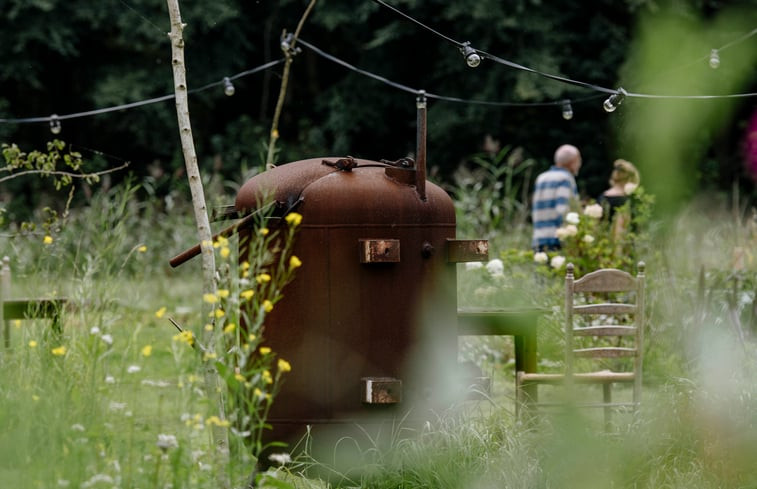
(624, 182, 638, 195)
(100, 334, 113, 346)
(533, 252, 548, 264)
(141, 379, 171, 388)
(70, 423, 85, 432)
(81, 474, 114, 488)
(556, 224, 578, 239)
(584, 203, 603, 219)
(157, 433, 179, 451)
(127, 365, 141, 374)
(89, 326, 101, 335)
(565, 212, 580, 225)
(104, 375, 116, 384)
(485, 258, 504, 276)
(550, 255, 566, 270)
(57, 479, 70, 487)
(582, 234, 595, 244)
(268, 452, 292, 465)
(109, 401, 127, 412)
(464, 261, 484, 271)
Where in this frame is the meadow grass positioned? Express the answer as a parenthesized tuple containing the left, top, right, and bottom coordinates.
(1, 182, 756, 488)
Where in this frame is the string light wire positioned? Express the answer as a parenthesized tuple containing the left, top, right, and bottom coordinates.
(371, 0, 757, 100)
(0, 59, 286, 125)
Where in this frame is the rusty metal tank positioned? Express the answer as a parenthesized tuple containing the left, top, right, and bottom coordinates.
(235, 155, 464, 448)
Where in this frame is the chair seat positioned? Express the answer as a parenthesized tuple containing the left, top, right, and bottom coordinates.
(518, 370, 635, 384)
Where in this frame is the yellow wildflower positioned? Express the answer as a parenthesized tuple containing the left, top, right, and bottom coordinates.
(248, 333, 256, 342)
(253, 388, 263, 398)
(155, 307, 167, 319)
(13, 320, 21, 329)
(213, 236, 229, 249)
(240, 289, 255, 301)
(141, 345, 152, 357)
(263, 300, 274, 313)
(203, 352, 217, 361)
(278, 358, 292, 373)
(262, 370, 273, 384)
(259, 346, 271, 355)
(285, 212, 302, 227)
(137, 245, 147, 253)
(234, 373, 245, 382)
(203, 293, 218, 304)
(241, 261, 250, 271)
(187, 374, 199, 384)
(206, 416, 230, 427)
(259, 227, 270, 236)
(217, 289, 230, 299)
(173, 330, 194, 347)
(214, 309, 225, 319)
(223, 323, 236, 334)
(204, 324, 213, 331)
(220, 247, 231, 259)
(51, 345, 66, 356)
(43, 235, 54, 245)
(28, 340, 38, 348)
(256, 273, 271, 284)
(289, 255, 302, 269)
(271, 129, 279, 139)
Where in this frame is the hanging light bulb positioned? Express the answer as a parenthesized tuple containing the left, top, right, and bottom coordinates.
(460, 42, 481, 68)
(223, 77, 235, 96)
(603, 88, 627, 113)
(561, 100, 573, 120)
(709, 49, 720, 69)
(49, 114, 62, 135)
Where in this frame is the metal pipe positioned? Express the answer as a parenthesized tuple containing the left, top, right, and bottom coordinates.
(415, 91, 427, 201)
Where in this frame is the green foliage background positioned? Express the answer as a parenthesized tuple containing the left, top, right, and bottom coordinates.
(1, 0, 756, 222)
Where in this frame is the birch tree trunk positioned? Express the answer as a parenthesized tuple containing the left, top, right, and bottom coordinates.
(166, 1, 229, 486)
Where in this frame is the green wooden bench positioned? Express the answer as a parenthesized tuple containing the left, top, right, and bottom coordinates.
(1, 256, 67, 347)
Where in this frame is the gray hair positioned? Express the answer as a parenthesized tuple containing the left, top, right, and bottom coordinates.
(554, 144, 580, 167)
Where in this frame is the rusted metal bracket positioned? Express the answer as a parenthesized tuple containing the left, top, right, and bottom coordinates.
(322, 156, 358, 172)
(446, 239, 488, 263)
(361, 377, 402, 404)
(359, 239, 400, 263)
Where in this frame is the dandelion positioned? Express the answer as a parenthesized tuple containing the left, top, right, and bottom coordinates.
(28, 340, 38, 348)
(285, 212, 303, 227)
(203, 293, 218, 304)
(240, 289, 255, 300)
(289, 255, 302, 269)
(268, 452, 292, 466)
(155, 307, 167, 318)
(173, 330, 194, 346)
(137, 245, 147, 253)
(156, 433, 178, 451)
(217, 288, 230, 299)
(565, 212, 580, 225)
(223, 323, 236, 334)
(51, 346, 66, 356)
(214, 309, 225, 319)
(278, 358, 292, 373)
(584, 203, 603, 219)
(583, 234, 596, 244)
(141, 345, 152, 357)
(256, 273, 271, 284)
(533, 252, 548, 264)
(220, 246, 231, 259)
(262, 300, 274, 313)
(259, 346, 271, 355)
(206, 416, 230, 427)
(486, 259, 504, 277)
(550, 255, 566, 270)
(43, 235, 54, 245)
(127, 365, 141, 374)
(258, 228, 269, 236)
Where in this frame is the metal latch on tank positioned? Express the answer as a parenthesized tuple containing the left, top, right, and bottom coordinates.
(359, 239, 400, 263)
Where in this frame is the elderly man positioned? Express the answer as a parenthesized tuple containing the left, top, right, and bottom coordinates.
(531, 144, 582, 251)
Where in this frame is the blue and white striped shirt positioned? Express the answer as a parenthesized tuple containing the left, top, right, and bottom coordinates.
(531, 166, 578, 250)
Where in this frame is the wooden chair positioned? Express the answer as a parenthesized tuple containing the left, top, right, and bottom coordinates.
(1, 256, 67, 347)
(516, 262, 645, 428)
